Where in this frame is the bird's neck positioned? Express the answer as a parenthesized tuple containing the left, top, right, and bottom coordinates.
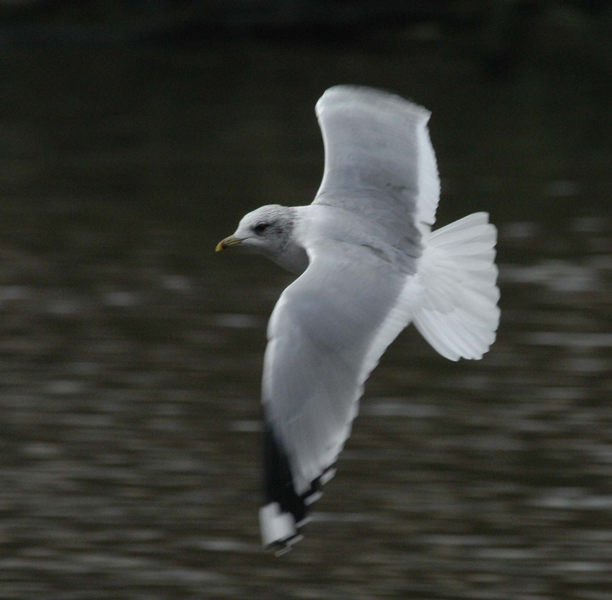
(266, 242, 309, 274)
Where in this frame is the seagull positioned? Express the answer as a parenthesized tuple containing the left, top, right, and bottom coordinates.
(215, 85, 500, 554)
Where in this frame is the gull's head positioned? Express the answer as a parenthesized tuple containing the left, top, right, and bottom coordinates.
(215, 205, 296, 257)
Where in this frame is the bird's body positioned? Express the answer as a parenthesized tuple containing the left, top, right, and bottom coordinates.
(216, 85, 500, 554)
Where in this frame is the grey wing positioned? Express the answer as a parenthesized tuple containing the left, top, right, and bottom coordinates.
(259, 243, 419, 551)
(314, 85, 440, 246)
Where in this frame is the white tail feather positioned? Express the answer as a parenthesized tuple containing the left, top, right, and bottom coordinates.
(414, 212, 500, 361)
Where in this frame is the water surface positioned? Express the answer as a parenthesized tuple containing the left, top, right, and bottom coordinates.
(0, 42, 610, 599)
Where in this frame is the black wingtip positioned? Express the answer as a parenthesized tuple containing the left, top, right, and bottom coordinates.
(260, 422, 335, 552)
(262, 422, 307, 524)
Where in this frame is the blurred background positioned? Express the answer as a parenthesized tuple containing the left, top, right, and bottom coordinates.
(0, 1, 610, 599)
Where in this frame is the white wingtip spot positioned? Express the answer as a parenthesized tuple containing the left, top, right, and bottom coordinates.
(304, 491, 323, 506)
(320, 467, 337, 485)
(259, 502, 296, 548)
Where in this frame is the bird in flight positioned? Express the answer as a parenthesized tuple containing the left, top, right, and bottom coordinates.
(216, 85, 500, 554)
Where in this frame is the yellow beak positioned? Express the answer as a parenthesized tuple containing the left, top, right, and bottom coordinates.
(215, 235, 243, 252)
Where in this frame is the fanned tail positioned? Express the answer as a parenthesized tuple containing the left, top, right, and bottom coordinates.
(414, 212, 500, 361)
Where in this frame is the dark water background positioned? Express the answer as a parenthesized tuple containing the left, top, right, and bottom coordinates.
(1, 23, 611, 600)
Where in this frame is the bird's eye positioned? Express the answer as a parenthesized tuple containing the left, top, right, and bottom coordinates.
(253, 223, 270, 235)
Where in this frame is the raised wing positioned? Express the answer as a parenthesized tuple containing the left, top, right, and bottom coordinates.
(259, 242, 419, 551)
(314, 85, 440, 247)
